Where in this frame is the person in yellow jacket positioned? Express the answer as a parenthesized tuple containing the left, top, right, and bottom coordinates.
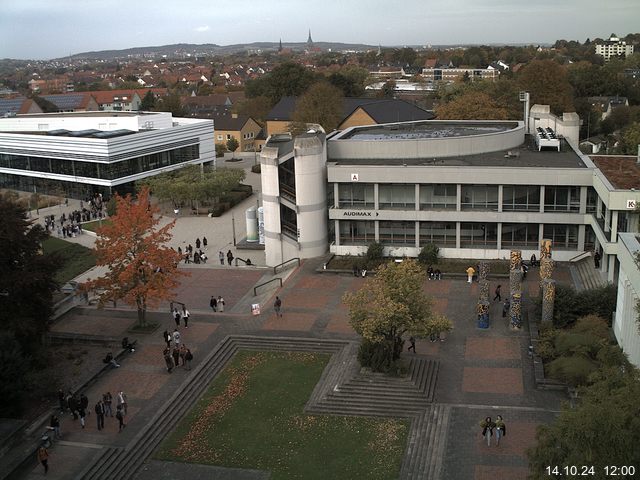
(466, 266, 475, 283)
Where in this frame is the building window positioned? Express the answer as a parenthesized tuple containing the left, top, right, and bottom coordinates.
(586, 187, 598, 214)
(379, 184, 415, 209)
(502, 185, 540, 211)
(339, 220, 375, 245)
(460, 222, 497, 248)
(419, 222, 456, 246)
(226, 134, 231, 140)
(501, 223, 539, 247)
(419, 184, 456, 210)
(217, 135, 223, 141)
(543, 224, 578, 249)
(379, 221, 415, 245)
(461, 185, 498, 211)
(544, 186, 580, 212)
(338, 183, 374, 209)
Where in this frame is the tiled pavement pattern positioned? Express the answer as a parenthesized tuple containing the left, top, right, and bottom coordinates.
(19, 261, 573, 479)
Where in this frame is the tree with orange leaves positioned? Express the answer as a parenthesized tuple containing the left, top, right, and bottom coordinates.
(85, 186, 186, 327)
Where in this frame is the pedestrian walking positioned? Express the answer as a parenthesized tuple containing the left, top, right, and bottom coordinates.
(184, 347, 193, 370)
(173, 328, 181, 347)
(80, 393, 89, 416)
(495, 415, 506, 446)
(227, 249, 234, 266)
(219, 251, 225, 265)
(480, 416, 496, 446)
(172, 347, 180, 368)
(116, 405, 126, 431)
(179, 344, 187, 367)
(37, 445, 49, 474)
(58, 389, 66, 414)
(195, 238, 201, 250)
(182, 307, 190, 328)
(117, 391, 127, 416)
(163, 330, 171, 348)
(218, 296, 225, 313)
(173, 308, 181, 327)
(594, 250, 601, 269)
(164, 348, 174, 373)
(502, 298, 510, 318)
(79, 407, 86, 429)
(521, 262, 528, 279)
(203, 236, 208, 249)
(493, 285, 502, 302)
(94, 401, 105, 431)
(274, 296, 282, 317)
(210, 296, 217, 312)
(407, 336, 416, 353)
(466, 266, 475, 283)
(50, 414, 61, 439)
(103, 392, 113, 417)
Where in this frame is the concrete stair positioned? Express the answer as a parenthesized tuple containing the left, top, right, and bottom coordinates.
(74, 336, 348, 480)
(571, 256, 607, 291)
(399, 404, 451, 480)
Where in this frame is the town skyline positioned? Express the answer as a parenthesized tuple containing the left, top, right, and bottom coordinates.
(1, 0, 638, 60)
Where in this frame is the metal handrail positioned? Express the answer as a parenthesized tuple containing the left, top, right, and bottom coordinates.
(253, 277, 282, 296)
(273, 257, 300, 274)
(568, 251, 592, 262)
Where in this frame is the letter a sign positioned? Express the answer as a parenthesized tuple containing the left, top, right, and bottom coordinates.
(351, 173, 359, 182)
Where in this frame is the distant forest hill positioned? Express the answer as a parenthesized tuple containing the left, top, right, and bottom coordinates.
(59, 42, 380, 60)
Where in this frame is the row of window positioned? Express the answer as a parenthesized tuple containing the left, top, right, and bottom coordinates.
(336, 183, 595, 213)
(338, 220, 586, 249)
(216, 132, 255, 142)
(0, 145, 199, 180)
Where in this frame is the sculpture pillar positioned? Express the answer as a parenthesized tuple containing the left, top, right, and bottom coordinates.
(541, 279, 556, 323)
(509, 250, 523, 329)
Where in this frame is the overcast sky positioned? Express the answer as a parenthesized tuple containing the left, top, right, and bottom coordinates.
(1, 0, 638, 60)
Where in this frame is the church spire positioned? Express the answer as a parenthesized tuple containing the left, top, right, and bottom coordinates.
(278, 38, 283, 52)
(307, 29, 313, 47)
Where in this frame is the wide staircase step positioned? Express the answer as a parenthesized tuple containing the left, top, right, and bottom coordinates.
(571, 257, 607, 292)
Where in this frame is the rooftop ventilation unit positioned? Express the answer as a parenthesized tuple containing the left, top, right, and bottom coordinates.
(534, 127, 560, 151)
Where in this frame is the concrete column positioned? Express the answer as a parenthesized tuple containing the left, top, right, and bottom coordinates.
(374, 183, 379, 210)
(578, 224, 586, 251)
(608, 254, 616, 282)
(260, 146, 283, 267)
(375, 220, 379, 242)
(497, 185, 503, 213)
(579, 186, 587, 214)
(596, 197, 602, 219)
(334, 220, 340, 246)
(333, 183, 339, 209)
(456, 222, 461, 249)
(538, 224, 545, 244)
(415, 184, 420, 212)
(497, 223, 502, 251)
(539, 186, 545, 213)
(456, 184, 462, 212)
(611, 211, 619, 242)
(415, 221, 420, 248)
(605, 208, 611, 233)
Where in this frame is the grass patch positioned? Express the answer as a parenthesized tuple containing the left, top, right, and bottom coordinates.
(81, 219, 111, 233)
(156, 351, 408, 480)
(42, 237, 96, 284)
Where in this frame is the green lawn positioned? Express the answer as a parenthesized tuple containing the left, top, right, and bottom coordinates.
(42, 237, 96, 284)
(81, 219, 111, 232)
(156, 351, 409, 480)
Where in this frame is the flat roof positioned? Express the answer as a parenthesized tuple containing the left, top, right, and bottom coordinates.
(340, 121, 518, 140)
(330, 136, 587, 169)
(15, 111, 156, 118)
(591, 155, 640, 189)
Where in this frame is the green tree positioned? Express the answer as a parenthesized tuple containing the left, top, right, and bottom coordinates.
(436, 91, 509, 120)
(0, 332, 30, 417)
(139, 90, 156, 111)
(236, 95, 272, 123)
(215, 143, 227, 157)
(343, 260, 453, 372)
(292, 81, 344, 132)
(379, 79, 396, 98)
(246, 61, 317, 104)
(0, 195, 58, 355)
(528, 366, 640, 477)
(226, 136, 239, 157)
(517, 59, 575, 114)
(618, 122, 640, 154)
(156, 92, 185, 117)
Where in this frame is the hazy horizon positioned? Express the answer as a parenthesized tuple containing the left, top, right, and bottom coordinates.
(1, 0, 638, 60)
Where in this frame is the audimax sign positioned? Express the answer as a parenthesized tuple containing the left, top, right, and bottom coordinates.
(343, 211, 379, 217)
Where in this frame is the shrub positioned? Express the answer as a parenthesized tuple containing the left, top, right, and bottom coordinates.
(251, 164, 261, 174)
(358, 338, 406, 374)
(574, 284, 617, 325)
(418, 244, 439, 265)
(547, 356, 598, 386)
(366, 242, 384, 262)
(215, 143, 227, 157)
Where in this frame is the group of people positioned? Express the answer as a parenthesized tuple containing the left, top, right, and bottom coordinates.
(220, 249, 234, 266)
(54, 390, 128, 434)
(209, 295, 226, 312)
(179, 244, 208, 264)
(162, 329, 193, 373)
(426, 266, 442, 280)
(172, 306, 191, 328)
(480, 415, 507, 446)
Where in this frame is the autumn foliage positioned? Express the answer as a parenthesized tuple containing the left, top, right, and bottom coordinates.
(85, 186, 186, 326)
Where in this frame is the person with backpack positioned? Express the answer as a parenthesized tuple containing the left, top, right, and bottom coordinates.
(274, 296, 282, 317)
(182, 306, 190, 328)
(184, 347, 193, 370)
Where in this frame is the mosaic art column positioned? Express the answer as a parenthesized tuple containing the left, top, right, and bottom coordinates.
(477, 261, 490, 328)
(509, 250, 523, 329)
(539, 239, 556, 323)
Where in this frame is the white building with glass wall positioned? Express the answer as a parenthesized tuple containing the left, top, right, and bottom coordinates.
(0, 111, 215, 199)
(260, 108, 640, 285)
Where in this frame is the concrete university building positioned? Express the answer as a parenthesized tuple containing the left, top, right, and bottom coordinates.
(260, 105, 640, 368)
(0, 111, 215, 199)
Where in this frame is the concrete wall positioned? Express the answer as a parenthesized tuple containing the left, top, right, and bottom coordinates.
(259, 145, 283, 267)
(614, 233, 640, 369)
(528, 105, 580, 147)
